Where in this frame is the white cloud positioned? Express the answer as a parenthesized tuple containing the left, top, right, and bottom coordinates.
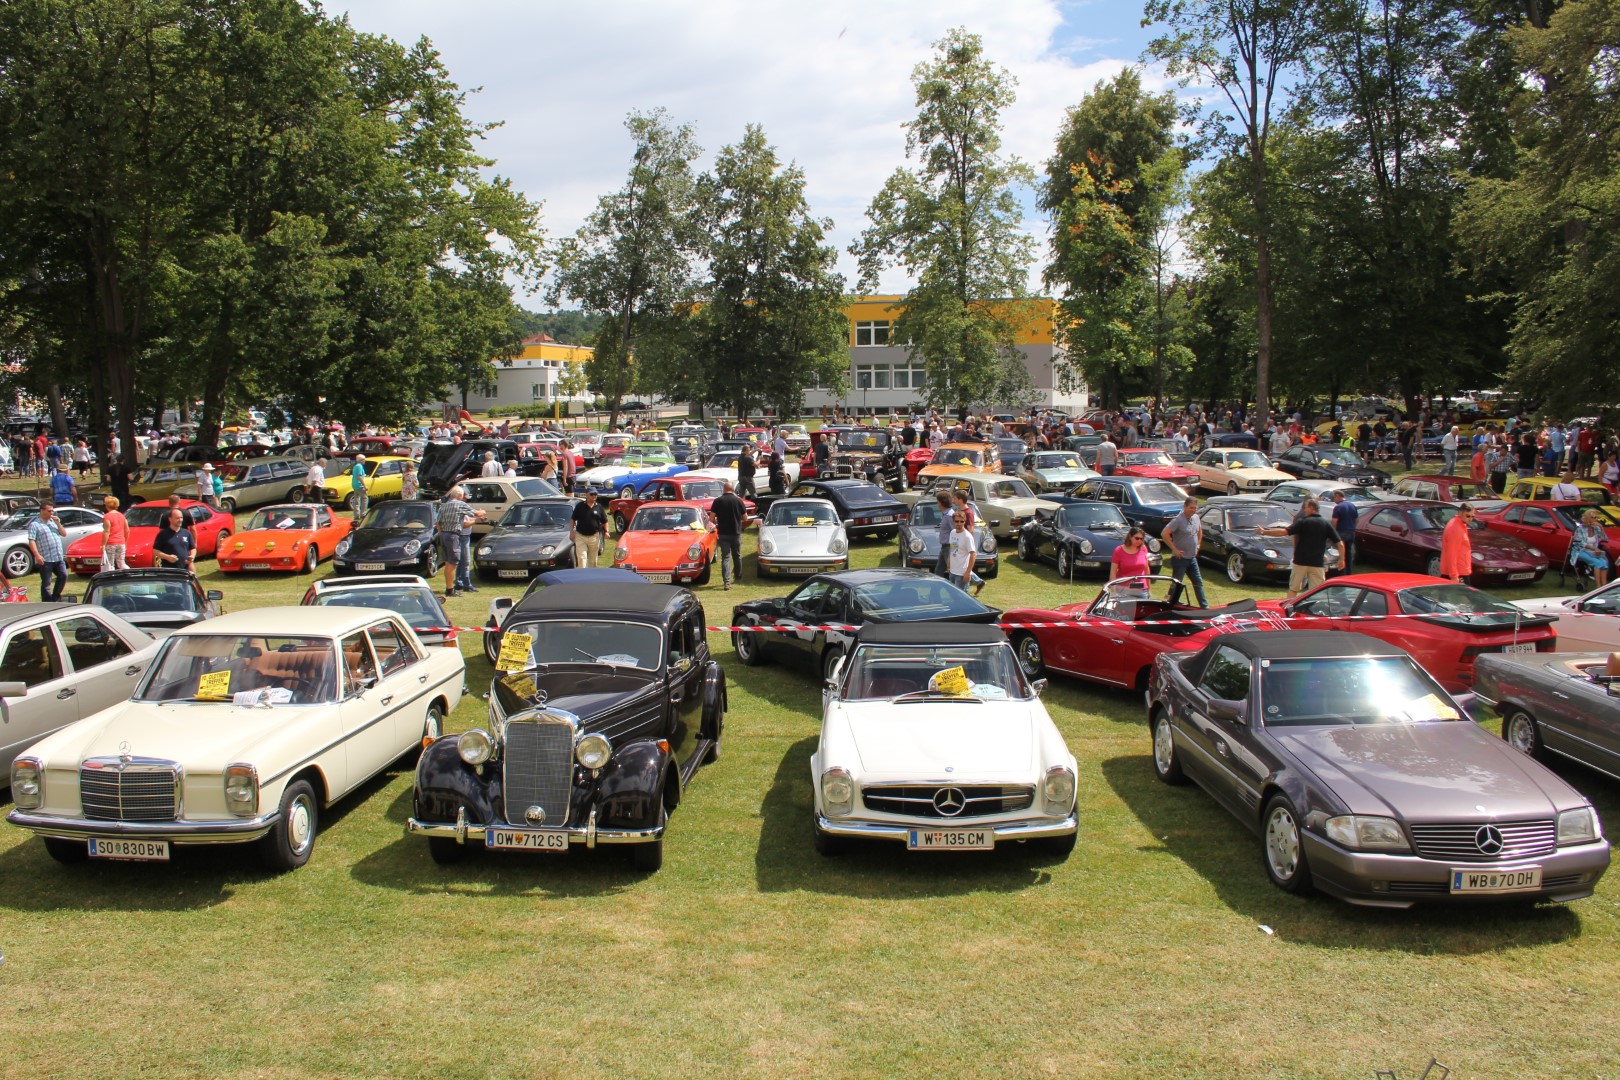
(336, 0, 1174, 302)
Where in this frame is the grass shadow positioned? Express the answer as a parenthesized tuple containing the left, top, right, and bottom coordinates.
(1101, 753, 1588, 954)
(754, 736, 1060, 898)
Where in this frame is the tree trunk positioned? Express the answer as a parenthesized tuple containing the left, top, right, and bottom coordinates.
(1254, 232, 1274, 428)
(89, 226, 140, 478)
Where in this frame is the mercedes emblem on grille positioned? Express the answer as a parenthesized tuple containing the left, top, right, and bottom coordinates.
(933, 787, 967, 817)
(524, 805, 547, 826)
(1475, 824, 1504, 855)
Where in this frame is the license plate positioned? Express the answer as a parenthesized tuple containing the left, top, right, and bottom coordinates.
(640, 572, 672, 583)
(84, 558, 101, 566)
(869, 516, 894, 524)
(790, 566, 814, 574)
(356, 562, 385, 571)
(88, 838, 170, 861)
(1357, 477, 1372, 485)
(487, 828, 569, 852)
(907, 829, 993, 851)
(244, 562, 270, 570)
(1508, 572, 1534, 582)
(1451, 865, 1541, 893)
(1504, 642, 1535, 654)
(498, 569, 528, 578)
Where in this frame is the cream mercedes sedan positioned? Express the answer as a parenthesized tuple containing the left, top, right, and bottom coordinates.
(8, 607, 464, 871)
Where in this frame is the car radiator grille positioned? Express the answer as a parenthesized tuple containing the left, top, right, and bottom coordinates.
(861, 784, 1034, 819)
(502, 718, 575, 826)
(1407, 820, 1556, 862)
(79, 759, 180, 822)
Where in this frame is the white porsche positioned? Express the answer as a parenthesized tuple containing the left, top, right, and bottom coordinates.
(810, 623, 1079, 857)
(755, 497, 849, 578)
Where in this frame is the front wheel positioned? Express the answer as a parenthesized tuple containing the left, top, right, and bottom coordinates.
(613, 511, 629, 534)
(618, 485, 635, 500)
(1503, 709, 1546, 761)
(631, 806, 665, 872)
(694, 557, 712, 585)
(813, 822, 847, 856)
(301, 546, 318, 574)
(1426, 554, 1442, 578)
(287, 485, 307, 504)
(420, 545, 438, 577)
(1152, 710, 1187, 785)
(346, 491, 361, 512)
(258, 779, 319, 873)
(821, 647, 844, 683)
(1056, 546, 1073, 578)
(218, 496, 236, 515)
(1013, 631, 1045, 678)
(1227, 481, 1239, 496)
(733, 628, 762, 666)
(483, 623, 502, 664)
(1018, 534, 1035, 562)
(1226, 553, 1247, 584)
(1262, 795, 1313, 895)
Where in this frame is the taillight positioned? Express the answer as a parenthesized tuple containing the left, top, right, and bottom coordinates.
(443, 629, 458, 646)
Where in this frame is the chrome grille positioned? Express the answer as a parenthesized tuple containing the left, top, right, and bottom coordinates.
(79, 758, 180, 822)
(502, 717, 576, 826)
(860, 784, 1034, 820)
(1407, 820, 1556, 862)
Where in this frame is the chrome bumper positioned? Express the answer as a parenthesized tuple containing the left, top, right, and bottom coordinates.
(815, 812, 1077, 842)
(407, 807, 663, 847)
(6, 808, 280, 845)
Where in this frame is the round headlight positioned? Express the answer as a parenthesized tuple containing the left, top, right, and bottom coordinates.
(477, 545, 492, 556)
(1043, 766, 1076, 812)
(1147, 537, 1162, 552)
(1079, 538, 1093, 555)
(614, 545, 629, 562)
(335, 538, 351, 555)
(403, 538, 421, 555)
(686, 543, 703, 560)
(1262, 548, 1279, 559)
(830, 534, 847, 554)
(539, 544, 556, 556)
(575, 733, 612, 770)
(458, 728, 494, 766)
(907, 536, 924, 553)
(980, 534, 996, 553)
(759, 536, 776, 556)
(1471, 551, 1484, 563)
(821, 767, 854, 810)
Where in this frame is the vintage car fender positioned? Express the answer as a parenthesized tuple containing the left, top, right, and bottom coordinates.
(597, 739, 677, 825)
(701, 662, 726, 742)
(413, 736, 501, 826)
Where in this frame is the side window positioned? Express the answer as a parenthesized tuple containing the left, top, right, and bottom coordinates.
(57, 614, 134, 670)
(791, 484, 811, 497)
(317, 507, 333, 528)
(1509, 482, 1528, 500)
(685, 607, 708, 658)
(1199, 647, 1252, 701)
(190, 506, 212, 524)
(1369, 509, 1402, 530)
(1503, 504, 1524, 524)
(787, 580, 830, 616)
(1522, 507, 1553, 528)
(341, 632, 378, 695)
(1272, 487, 1300, 504)
(248, 465, 270, 481)
(1199, 507, 1221, 529)
(667, 616, 691, 664)
(58, 509, 93, 528)
(1291, 584, 1361, 618)
(1354, 590, 1388, 617)
(1416, 483, 1438, 501)
(368, 621, 418, 676)
(0, 627, 64, 687)
(821, 585, 852, 621)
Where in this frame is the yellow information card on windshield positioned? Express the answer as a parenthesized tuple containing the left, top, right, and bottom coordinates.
(497, 631, 534, 672)
(197, 670, 232, 700)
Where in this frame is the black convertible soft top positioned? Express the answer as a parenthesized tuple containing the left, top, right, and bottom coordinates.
(512, 581, 687, 619)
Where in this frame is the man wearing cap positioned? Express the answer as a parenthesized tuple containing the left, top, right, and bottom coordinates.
(51, 459, 78, 506)
(349, 455, 370, 520)
(569, 486, 606, 567)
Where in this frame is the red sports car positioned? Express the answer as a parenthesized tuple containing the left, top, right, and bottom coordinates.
(1115, 448, 1200, 491)
(606, 474, 752, 533)
(903, 446, 934, 487)
(1477, 500, 1620, 564)
(1002, 576, 1286, 690)
(1256, 573, 1556, 692)
(65, 499, 235, 574)
(1354, 500, 1549, 583)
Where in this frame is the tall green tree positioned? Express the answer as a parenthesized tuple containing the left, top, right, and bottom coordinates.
(1145, 0, 1320, 421)
(682, 124, 847, 419)
(551, 108, 702, 432)
(1042, 69, 1186, 408)
(852, 28, 1037, 413)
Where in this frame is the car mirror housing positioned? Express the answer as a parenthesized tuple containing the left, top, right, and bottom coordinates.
(206, 590, 224, 601)
(0, 680, 27, 698)
(1031, 678, 1049, 697)
(1207, 697, 1246, 724)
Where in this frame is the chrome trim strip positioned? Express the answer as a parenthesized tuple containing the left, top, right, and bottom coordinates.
(406, 816, 664, 845)
(7, 807, 279, 843)
(815, 811, 1078, 841)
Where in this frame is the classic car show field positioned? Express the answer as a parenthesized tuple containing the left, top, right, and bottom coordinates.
(1, 489, 1618, 1078)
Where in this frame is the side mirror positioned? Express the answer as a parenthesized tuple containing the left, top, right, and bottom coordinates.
(670, 656, 693, 675)
(492, 596, 514, 613)
(1207, 697, 1246, 724)
(1031, 678, 1048, 697)
(64, 594, 81, 604)
(206, 590, 223, 601)
(0, 681, 28, 698)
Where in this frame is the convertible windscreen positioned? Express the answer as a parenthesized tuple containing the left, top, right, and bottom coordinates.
(362, 503, 434, 530)
(1058, 504, 1128, 530)
(853, 578, 989, 620)
(1553, 505, 1620, 529)
(765, 502, 839, 527)
(838, 433, 885, 450)
(500, 619, 661, 670)
(1260, 656, 1460, 726)
(92, 580, 200, 614)
(137, 635, 336, 704)
(313, 588, 441, 624)
(630, 506, 705, 531)
(245, 508, 316, 531)
(1223, 506, 1293, 530)
(500, 503, 573, 528)
(1124, 451, 1176, 467)
(125, 506, 172, 527)
(842, 643, 1030, 701)
(676, 480, 724, 500)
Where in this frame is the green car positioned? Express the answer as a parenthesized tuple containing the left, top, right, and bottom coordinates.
(1017, 450, 1098, 493)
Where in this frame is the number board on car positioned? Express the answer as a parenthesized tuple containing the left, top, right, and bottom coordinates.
(906, 830, 993, 851)
(88, 839, 170, 861)
(1451, 866, 1541, 893)
(487, 829, 569, 852)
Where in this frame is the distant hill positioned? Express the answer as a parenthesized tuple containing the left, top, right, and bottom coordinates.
(515, 308, 604, 347)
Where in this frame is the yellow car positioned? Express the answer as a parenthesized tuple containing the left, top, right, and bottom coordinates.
(1504, 475, 1612, 505)
(321, 455, 412, 512)
(915, 442, 1001, 486)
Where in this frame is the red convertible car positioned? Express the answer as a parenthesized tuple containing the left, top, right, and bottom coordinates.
(1256, 573, 1556, 692)
(64, 499, 235, 574)
(1477, 500, 1620, 565)
(1003, 576, 1287, 690)
(606, 474, 751, 534)
(1115, 448, 1200, 491)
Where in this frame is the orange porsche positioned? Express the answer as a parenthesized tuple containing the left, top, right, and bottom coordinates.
(217, 503, 353, 574)
(612, 500, 718, 585)
(915, 441, 1002, 486)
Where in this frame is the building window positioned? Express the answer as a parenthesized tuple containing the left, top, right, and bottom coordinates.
(531, 383, 542, 400)
(890, 366, 928, 389)
(854, 320, 891, 347)
(855, 364, 893, 390)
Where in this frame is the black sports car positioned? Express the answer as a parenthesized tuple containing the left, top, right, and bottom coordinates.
(81, 567, 221, 636)
(730, 567, 1000, 680)
(1017, 501, 1163, 579)
(473, 497, 579, 580)
(785, 478, 906, 539)
(332, 499, 441, 576)
(1274, 444, 1392, 488)
(896, 499, 998, 576)
(1196, 497, 1301, 584)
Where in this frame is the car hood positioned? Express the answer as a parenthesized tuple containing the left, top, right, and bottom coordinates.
(760, 523, 842, 557)
(481, 525, 569, 552)
(1470, 530, 1545, 563)
(224, 528, 317, 553)
(1270, 721, 1581, 818)
(496, 666, 659, 724)
(989, 496, 1053, 516)
(1034, 467, 1095, 483)
(345, 528, 428, 557)
(834, 699, 1038, 779)
(620, 530, 709, 561)
(419, 444, 475, 492)
(1120, 465, 1194, 480)
(30, 699, 313, 775)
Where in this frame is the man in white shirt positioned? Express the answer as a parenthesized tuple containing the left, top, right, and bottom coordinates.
(307, 458, 325, 497)
(1550, 469, 1583, 501)
(480, 451, 502, 477)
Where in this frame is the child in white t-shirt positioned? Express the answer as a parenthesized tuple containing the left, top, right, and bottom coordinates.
(949, 511, 984, 596)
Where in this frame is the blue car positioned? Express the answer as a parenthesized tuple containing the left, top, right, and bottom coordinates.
(1061, 475, 1189, 534)
(577, 449, 688, 499)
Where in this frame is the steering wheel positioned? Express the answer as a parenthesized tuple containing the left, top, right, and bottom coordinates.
(276, 677, 318, 703)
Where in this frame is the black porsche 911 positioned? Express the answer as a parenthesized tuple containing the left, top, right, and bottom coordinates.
(332, 499, 442, 576)
(1017, 501, 1163, 579)
(1196, 497, 1302, 584)
(473, 497, 579, 580)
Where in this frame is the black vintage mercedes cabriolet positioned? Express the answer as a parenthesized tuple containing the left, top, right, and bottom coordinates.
(407, 582, 724, 872)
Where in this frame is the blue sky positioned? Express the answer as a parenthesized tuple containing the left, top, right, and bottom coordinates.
(335, 1, 1176, 301)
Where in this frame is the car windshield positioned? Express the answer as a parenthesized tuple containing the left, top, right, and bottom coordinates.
(125, 506, 171, 527)
(1033, 454, 1082, 470)
(1124, 450, 1175, 466)
(631, 506, 705, 531)
(706, 451, 740, 467)
(0, 510, 34, 530)
(1225, 451, 1270, 469)
(913, 502, 984, 528)
(312, 587, 441, 625)
(512, 477, 560, 499)
(136, 635, 336, 704)
(500, 618, 661, 670)
(1134, 481, 1187, 503)
(1260, 656, 1461, 726)
(362, 503, 433, 530)
(675, 479, 724, 500)
(246, 508, 316, 531)
(852, 577, 991, 620)
(930, 448, 983, 467)
(1059, 504, 1128, 529)
(90, 578, 200, 614)
(996, 439, 1025, 453)
(500, 502, 573, 528)
(1397, 583, 1523, 625)
(1553, 504, 1620, 529)
(765, 501, 838, 526)
(842, 642, 1030, 701)
(838, 433, 884, 450)
(1223, 505, 1293, 530)
(1316, 448, 1364, 465)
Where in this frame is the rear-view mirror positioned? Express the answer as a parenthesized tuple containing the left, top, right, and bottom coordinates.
(1031, 678, 1048, 697)
(1207, 698, 1245, 724)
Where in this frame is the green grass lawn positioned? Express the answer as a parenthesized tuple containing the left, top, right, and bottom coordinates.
(1, 467, 1617, 1078)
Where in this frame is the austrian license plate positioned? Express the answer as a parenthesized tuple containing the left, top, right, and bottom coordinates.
(790, 566, 814, 574)
(1508, 572, 1534, 582)
(244, 562, 270, 570)
(498, 569, 528, 578)
(84, 558, 101, 567)
(869, 516, 894, 524)
(1504, 642, 1536, 655)
(356, 562, 385, 571)
(640, 573, 672, 583)
(907, 829, 993, 851)
(1451, 865, 1541, 894)
(88, 838, 170, 861)
(487, 828, 569, 852)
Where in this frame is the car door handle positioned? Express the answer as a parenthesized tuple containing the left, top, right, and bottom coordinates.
(1214, 739, 1229, 757)
(418, 674, 429, 684)
(380, 695, 393, 705)
(57, 688, 76, 699)
(1553, 691, 1569, 699)
(125, 665, 143, 676)
(1109, 638, 1124, 645)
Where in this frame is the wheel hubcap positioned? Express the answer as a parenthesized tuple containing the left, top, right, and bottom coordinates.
(1266, 807, 1299, 878)
(288, 796, 314, 854)
(1019, 638, 1041, 674)
(4, 550, 26, 575)
(1154, 718, 1174, 772)
(1228, 555, 1244, 582)
(1509, 715, 1535, 752)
